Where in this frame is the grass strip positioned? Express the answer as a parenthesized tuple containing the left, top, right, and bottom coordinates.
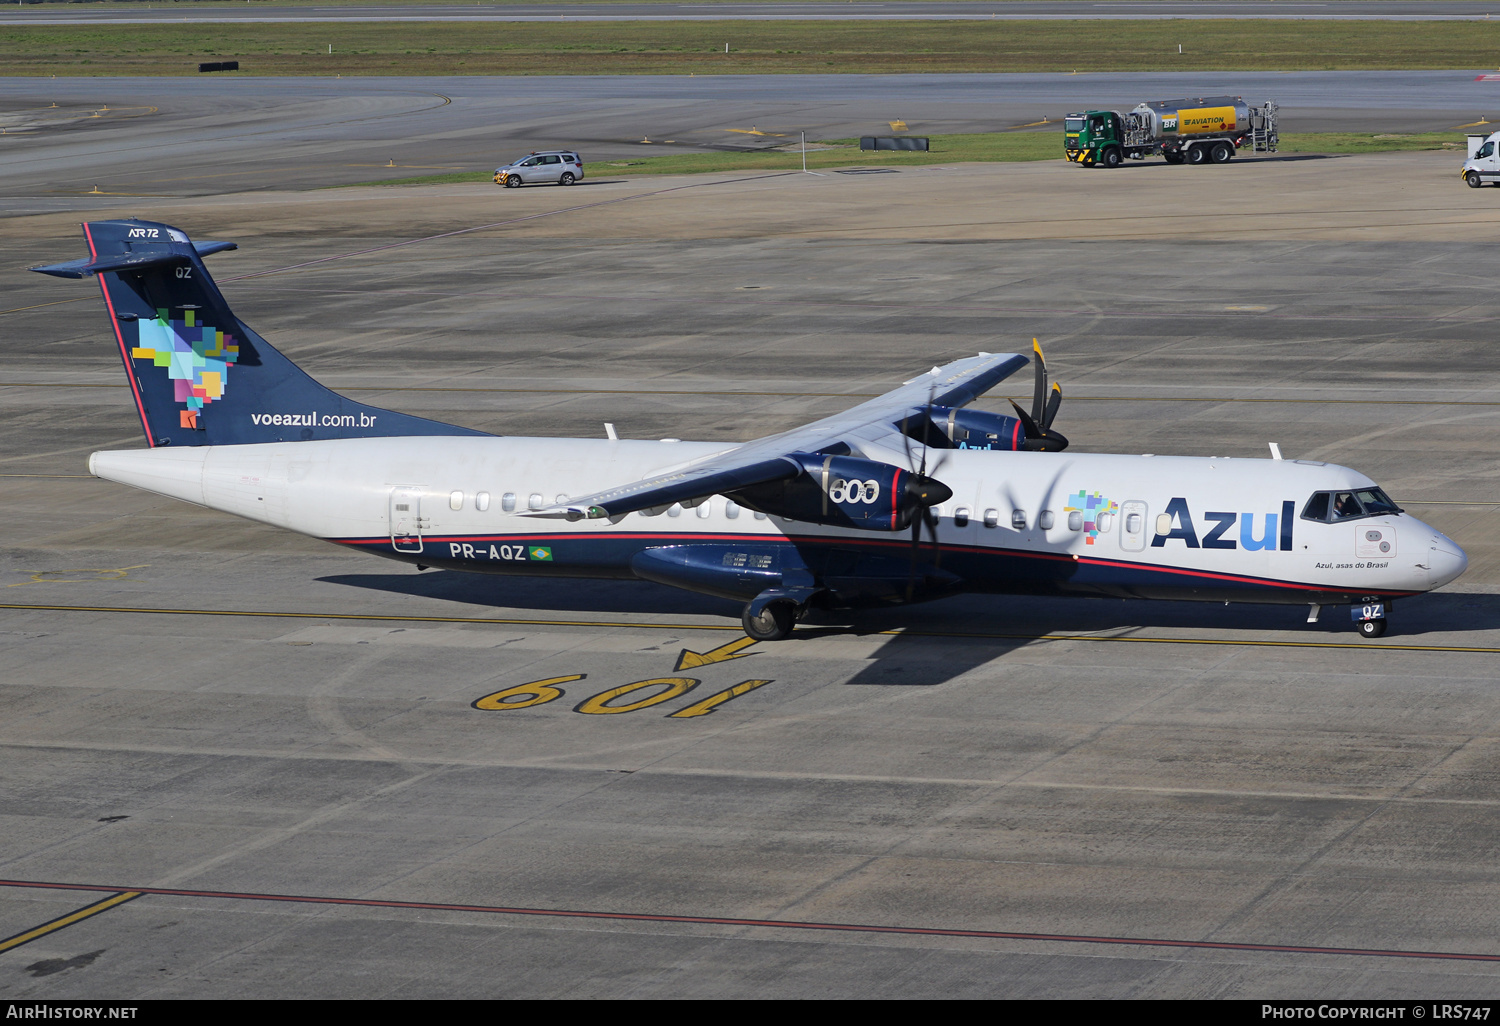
(341, 130, 1473, 186)
(6, 20, 1500, 75)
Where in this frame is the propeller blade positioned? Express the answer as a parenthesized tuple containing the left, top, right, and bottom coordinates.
(1008, 398, 1042, 438)
(1043, 381, 1063, 430)
(1030, 338, 1048, 425)
(906, 511, 922, 601)
(924, 508, 942, 569)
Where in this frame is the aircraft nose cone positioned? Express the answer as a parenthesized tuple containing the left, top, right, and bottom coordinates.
(1429, 535, 1469, 588)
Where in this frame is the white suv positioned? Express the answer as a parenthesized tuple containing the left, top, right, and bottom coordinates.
(495, 151, 584, 187)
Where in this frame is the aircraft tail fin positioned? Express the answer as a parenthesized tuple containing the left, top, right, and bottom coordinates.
(32, 218, 488, 447)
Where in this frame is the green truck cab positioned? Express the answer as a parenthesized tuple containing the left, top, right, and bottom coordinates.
(1064, 111, 1131, 167)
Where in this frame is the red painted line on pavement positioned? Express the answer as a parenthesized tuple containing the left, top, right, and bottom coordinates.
(0, 878, 1495, 962)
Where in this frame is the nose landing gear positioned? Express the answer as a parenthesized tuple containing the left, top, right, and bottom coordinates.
(1352, 600, 1389, 639)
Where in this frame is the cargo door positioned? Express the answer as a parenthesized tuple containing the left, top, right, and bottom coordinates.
(389, 486, 426, 553)
(1119, 500, 1148, 553)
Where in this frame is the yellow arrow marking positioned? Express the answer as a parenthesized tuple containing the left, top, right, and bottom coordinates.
(674, 636, 759, 671)
(668, 679, 774, 718)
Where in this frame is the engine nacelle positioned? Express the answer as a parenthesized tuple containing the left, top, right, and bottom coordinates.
(729, 454, 949, 532)
(926, 406, 1026, 451)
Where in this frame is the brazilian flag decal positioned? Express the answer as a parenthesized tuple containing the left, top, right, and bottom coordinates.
(529, 546, 553, 561)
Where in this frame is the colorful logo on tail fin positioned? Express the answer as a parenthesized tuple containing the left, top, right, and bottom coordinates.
(130, 308, 239, 429)
(1064, 490, 1118, 545)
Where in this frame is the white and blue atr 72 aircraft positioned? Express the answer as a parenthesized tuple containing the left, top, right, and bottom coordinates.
(36, 219, 1468, 641)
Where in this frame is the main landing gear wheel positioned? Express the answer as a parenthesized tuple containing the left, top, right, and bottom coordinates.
(1187, 146, 1209, 166)
(1101, 146, 1122, 169)
(1468, 171, 1485, 189)
(742, 600, 796, 641)
(504, 174, 523, 188)
(1358, 618, 1388, 639)
(559, 172, 576, 186)
(1209, 142, 1233, 164)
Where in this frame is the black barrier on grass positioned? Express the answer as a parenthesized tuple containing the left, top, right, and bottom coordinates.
(860, 137, 929, 151)
(198, 61, 240, 73)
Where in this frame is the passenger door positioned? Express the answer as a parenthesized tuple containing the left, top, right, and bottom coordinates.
(514, 156, 542, 182)
(537, 154, 563, 181)
(389, 486, 426, 553)
(1119, 500, 1148, 553)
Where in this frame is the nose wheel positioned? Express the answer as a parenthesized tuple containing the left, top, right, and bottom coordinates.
(1358, 617, 1387, 639)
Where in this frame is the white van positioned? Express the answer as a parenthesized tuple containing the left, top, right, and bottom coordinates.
(1463, 131, 1500, 188)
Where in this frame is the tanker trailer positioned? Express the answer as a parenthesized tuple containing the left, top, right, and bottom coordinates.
(1064, 96, 1278, 168)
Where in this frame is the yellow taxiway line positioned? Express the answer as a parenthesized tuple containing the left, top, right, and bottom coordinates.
(0, 891, 141, 955)
(0, 601, 1495, 654)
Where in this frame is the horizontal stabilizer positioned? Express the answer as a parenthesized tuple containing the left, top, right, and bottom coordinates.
(32, 240, 237, 279)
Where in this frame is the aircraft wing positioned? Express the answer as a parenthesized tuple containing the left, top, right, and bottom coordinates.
(521, 352, 1028, 520)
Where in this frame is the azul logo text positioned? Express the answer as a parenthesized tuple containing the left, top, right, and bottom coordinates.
(1151, 498, 1296, 551)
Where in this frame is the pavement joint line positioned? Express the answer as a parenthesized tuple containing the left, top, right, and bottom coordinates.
(0, 890, 142, 955)
(4, 381, 1500, 406)
(221, 169, 800, 282)
(0, 879, 1494, 963)
(238, 282, 1481, 326)
(0, 602, 1491, 653)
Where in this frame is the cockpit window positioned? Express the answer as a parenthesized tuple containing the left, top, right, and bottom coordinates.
(1355, 488, 1401, 515)
(1302, 488, 1402, 523)
(1331, 492, 1363, 519)
(1301, 492, 1330, 521)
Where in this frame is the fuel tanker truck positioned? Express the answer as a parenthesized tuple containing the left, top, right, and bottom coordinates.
(1064, 96, 1278, 168)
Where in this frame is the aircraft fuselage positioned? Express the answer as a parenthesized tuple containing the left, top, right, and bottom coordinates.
(88, 436, 1468, 611)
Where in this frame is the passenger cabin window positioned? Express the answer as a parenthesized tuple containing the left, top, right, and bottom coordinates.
(528, 493, 543, 510)
(1302, 488, 1401, 523)
(1011, 509, 1027, 530)
(1038, 511, 1055, 531)
(696, 502, 711, 519)
(1067, 511, 1083, 531)
(1097, 512, 1114, 533)
(983, 509, 999, 528)
(725, 500, 741, 519)
(475, 491, 490, 512)
(502, 492, 517, 512)
(449, 490, 464, 511)
(954, 507, 970, 527)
